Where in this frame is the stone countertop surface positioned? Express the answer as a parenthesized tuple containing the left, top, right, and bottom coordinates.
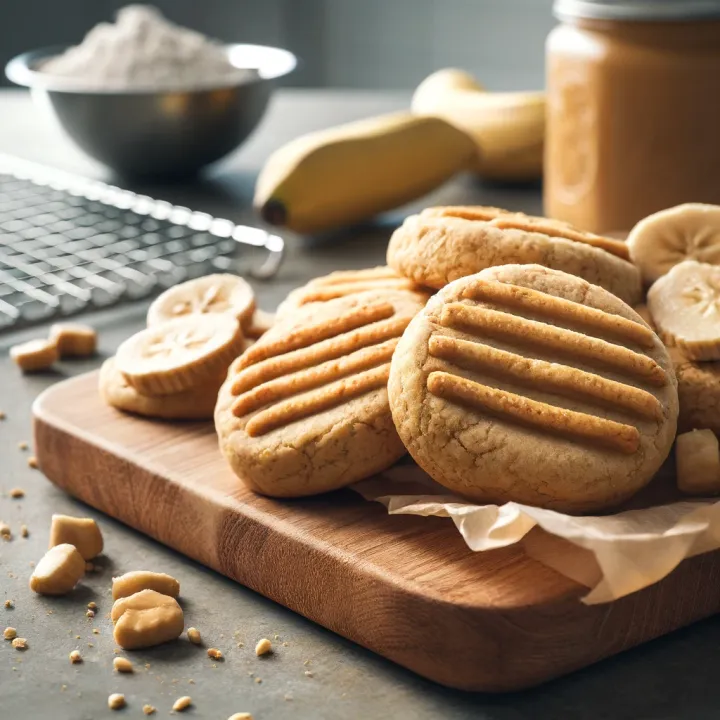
(1, 88, 718, 719)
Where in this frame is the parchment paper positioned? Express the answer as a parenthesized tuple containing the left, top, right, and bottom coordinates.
(352, 461, 720, 604)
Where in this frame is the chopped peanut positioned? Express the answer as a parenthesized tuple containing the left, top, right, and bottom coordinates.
(111, 589, 183, 650)
(17, 441, 28, 451)
(228, 714, 253, 720)
(10, 338, 58, 372)
(4, 600, 14, 609)
(4, 627, 17, 640)
(172, 696, 192, 712)
(30, 544, 85, 595)
(112, 570, 179, 600)
(143, 705, 156, 715)
(49, 515, 103, 560)
(113, 656, 134, 673)
(108, 693, 125, 710)
(187, 627, 201, 645)
(20, 525, 28, 538)
(11, 637, 27, 650)
(255, 638, 272, 656)
(69, 650, 82, 664)
(0, 522, 11, 541)
(87, 602, 97, 610)
(9, 488, 24, 499)
(27, 456, 38, 469)
(207, 647, 223, 660)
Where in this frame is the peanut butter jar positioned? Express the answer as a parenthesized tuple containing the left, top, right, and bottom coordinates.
(545, 0, 720, 234)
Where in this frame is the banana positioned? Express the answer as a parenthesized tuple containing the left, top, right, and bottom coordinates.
(254, 112, 476, 234)
(147, 274, 256, 330)
(627, 203, 720, 285)
(116, 314, 244, 396)
(411, 68, 545, 181)
(647, 260, 720, 361)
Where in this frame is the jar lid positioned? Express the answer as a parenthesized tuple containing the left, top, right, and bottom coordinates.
(554, 0, 720, 21)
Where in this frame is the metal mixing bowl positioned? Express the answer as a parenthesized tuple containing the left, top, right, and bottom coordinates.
(5, 44, 297, 178)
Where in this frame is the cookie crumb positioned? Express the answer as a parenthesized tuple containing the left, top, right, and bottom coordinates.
(143, 705, 156, 715)
(228, 714, 253, 720)
(87, 643, 93, 648)
(113, 657, 134, 673)
(92, 628, 99, 635)
(145, 662, 151, 669)
(108, 693, 125, 710)
(4, 599, 14, 609)
(86, 609, 95, 618)
(273, 634, 279, 640)
(254, 677, 262, 684)
(20, 525, 29, 538)
(0, 522, 11, 541)
(61, 684, 67, 692)
(69, 650, 82, 664)
(187, 627, 201, 645)
(303, 659, 310, 666)
(284, 694, 293, 701)
(237, 642, 244, 648)
(87, 602, 97, 611)
(255, 638, 272, 656)
(207, 647, 223, 660)
(282, 642, 289, 647)
(17, 441, 28, 451)
(12, 637, 28, 650)
(9, 488, 25, 499)
(188, 679, 195, 684)
(27, 456, 38, 469)
(304, 670, 314, 678)
(4, 627, 17, 640)
(0, 411, 5, 420)
(172, 696, 192, 712)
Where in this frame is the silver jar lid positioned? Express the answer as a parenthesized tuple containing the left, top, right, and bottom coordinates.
(554, 0, 720, 20)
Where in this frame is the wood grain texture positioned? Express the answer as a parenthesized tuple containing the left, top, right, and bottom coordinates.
(33, 371, 720, 691)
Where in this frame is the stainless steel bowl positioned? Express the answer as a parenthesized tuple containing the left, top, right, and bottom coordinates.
(6, 44, 297, 179)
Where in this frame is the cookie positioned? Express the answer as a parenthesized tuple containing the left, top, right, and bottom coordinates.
(99, 357, 223, 420)
(215, 290, 425, 497)
(670, 347, 720, 434)
(388, 264, 678, 513)
(648, 260, 720, 360)
(276, 266, 430, 320)
(675, 429, 720, 496)
(147, 274, 255, 330)
(386, 206, 641, 305)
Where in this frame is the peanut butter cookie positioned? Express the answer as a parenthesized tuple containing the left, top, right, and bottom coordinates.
(648, 260, 720, 360)
(669, 347, 720, 434)
(388, 264, 677, 513)
(276, 266, 430, 320)
(215, 290, 425, 497)
(387, 206, 641, 304)
(99, 357, 224, 420)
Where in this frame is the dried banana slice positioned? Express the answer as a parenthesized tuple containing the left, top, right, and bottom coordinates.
(50, 323, 97, 358)
(648, 260, 720, 360)
(676, 429, 720, 496)
(147, 274, 256, 330)
(116, 315, 244, 396)
(628, 203, 720, 285)
(10, 338, 59, 372)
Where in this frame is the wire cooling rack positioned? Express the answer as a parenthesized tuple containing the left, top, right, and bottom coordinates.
(0, 154, 284, 331)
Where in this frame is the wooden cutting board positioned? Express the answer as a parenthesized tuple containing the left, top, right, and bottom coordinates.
(33, 371, 720, 692)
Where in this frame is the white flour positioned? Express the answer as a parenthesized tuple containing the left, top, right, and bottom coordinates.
(42, 5, 255, 91)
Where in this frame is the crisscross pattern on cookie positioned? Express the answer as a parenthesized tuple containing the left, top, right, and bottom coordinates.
(427, 279, 668, 454)
(231, 300, 411, 436)
(428, 206, 630, 260)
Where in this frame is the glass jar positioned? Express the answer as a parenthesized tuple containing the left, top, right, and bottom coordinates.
(545, 0, 720, 234)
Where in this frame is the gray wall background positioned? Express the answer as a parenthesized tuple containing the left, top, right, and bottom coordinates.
(0, 1, 554, 90)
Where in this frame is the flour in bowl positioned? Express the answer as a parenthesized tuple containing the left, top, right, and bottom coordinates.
(41, 5, 255, 91)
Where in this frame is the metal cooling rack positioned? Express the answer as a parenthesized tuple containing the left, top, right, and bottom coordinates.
(0, 154, 284, 331)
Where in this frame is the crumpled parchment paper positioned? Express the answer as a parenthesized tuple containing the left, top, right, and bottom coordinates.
(352, 462, 720, 604)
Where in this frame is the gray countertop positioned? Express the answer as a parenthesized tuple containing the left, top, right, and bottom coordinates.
(1, 88, 718, 720)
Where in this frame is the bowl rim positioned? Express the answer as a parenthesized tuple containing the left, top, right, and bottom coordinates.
(5, 43, 298, 95)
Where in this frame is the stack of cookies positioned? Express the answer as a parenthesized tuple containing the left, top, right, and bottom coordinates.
(102, 201, 720, 511)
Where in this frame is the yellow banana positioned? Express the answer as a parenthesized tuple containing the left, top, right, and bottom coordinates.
(254, 112, 476, 234)
(411, 68, 545, 182)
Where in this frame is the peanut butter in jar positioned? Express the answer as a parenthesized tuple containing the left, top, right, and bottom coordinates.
(545, 0, 720, 235)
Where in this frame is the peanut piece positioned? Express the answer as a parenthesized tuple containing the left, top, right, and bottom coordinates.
(10, 338, 58, 372)
(187, 627, 202, 645)
(112, 570, 180, 600)
(108, 693, 125, 710)
(113, 656, 134, 673)
(229, 714, 253, 720)
(30, 544, 85, 595)
(207, 647, 223, 660)
(255, 638, 272, 656)
(677, 429, 720, 495)
(0, 522, 11, 541)
(49, 515, 103, 560)
(9, 488, 24, 499)
(172, 696, 192, 712)
(143, 705, 156, 715)
(4, 627, 17, 640)
(50, 323, 97, 358)
(69, 650, 82, 664)
(12, 637, 27, 650)
(111, 589, 184, 650)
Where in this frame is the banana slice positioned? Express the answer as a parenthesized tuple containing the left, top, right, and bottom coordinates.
(676, 429, 720, 496)
(628, 203, 720, 285)
(648, 260, 720, 360)
(147, 274, 255, 330)
(116, 315, 244, 396)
